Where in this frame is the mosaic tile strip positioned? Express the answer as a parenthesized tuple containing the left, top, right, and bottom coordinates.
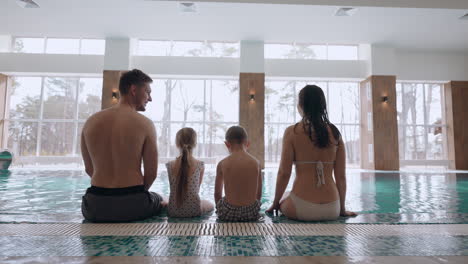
(0, 235, 467, 256)
(0, 223, 467, 237)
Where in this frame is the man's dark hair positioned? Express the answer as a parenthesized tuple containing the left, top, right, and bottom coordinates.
(119, 69, 153, 95)
(225, 126, 248, 144)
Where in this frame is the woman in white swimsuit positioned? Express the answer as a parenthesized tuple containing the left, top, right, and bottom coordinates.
(266, 85, 357, 221)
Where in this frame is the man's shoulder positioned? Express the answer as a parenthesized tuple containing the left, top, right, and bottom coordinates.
(82, 109, 107, 128)
(132, 112, 154, 126)
(84, 108, 154, 130)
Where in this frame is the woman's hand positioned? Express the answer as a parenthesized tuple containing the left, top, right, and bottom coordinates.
(266, 202, 281, 216)
(340, 210, 357, 217)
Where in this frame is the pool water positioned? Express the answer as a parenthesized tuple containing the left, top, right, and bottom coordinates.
(0, 169, 467, 224)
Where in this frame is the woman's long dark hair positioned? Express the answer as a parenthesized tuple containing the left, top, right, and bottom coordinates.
(296, 85, 340, 148)
(175, 127, 197, 207)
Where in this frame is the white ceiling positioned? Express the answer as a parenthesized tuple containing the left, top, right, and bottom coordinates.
(1, 0, 467, 51)
(185, 0, 468, 9)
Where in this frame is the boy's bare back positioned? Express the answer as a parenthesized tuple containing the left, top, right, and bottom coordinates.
(215, 151, 261, 207)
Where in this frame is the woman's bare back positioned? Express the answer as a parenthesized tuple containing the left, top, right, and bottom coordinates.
(281, 123, 343, 204)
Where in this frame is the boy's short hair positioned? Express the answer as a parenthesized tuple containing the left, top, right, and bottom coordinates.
(225, 126, 248, 144)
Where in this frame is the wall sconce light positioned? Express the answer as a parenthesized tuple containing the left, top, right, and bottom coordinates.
(249, 94, 255, 102)
(382, 96, 388, 103)
(112, 91, 118, 100)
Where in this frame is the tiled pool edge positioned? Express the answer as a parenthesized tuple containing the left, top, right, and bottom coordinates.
(1, 223, 467, 237)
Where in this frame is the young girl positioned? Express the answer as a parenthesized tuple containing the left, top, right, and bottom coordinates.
(166, 127, 214, 217)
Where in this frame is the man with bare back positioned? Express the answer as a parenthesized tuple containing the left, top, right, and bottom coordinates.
(81, 69, 165, 222)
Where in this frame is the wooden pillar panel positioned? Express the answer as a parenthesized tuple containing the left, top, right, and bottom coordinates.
(445, 81, 468, 170)
(101, 70, 122, 110)
(370, 75, 399, 170)
(239, 73, 265, 168)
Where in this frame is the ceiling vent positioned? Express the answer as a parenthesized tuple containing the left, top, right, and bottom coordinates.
(179, 2, 197, 13)
(460, 13, 468, 20)
(335, 7, 357, 17)
(15, 0, 40, 8)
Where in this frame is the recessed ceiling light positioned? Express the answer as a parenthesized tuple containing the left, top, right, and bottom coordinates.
(335, 7, 357, 17)
(15, 0, 40, 8)
(179, 2, 197, 13)
(460, 13, 468, 20)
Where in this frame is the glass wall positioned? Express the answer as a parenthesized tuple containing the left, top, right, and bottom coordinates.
(141, 78, 239, 165)
(264, 43, 358, 60)
(135, 40, 240, 57)
(6, 76, 102, 163)
(12, 37, 105, 55)
(396, 82, 448, 168)
(265, 80, 360, 167)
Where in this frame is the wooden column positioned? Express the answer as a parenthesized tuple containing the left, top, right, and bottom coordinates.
(239, 73, 265, 168)
(444, 81, 468, 170)
(0, 74, 8, 149)
(101, 70, 122, 110)
(360, 75, 399, 170)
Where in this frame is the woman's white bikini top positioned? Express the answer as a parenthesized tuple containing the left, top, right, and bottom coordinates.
(294, 161, 335, 187)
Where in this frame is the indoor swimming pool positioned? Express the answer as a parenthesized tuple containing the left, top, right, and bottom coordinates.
(0, 169, 467, 257)
(0, 169, 467, 224)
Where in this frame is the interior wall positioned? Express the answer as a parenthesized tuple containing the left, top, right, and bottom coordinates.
(361, 45, 468, 81)
(395, 50, 468, 81)
(132, 56, 240, 76)
(0, 53, 103, 74)
(1, 46, 467, 82)
(265, 59, 366, 79)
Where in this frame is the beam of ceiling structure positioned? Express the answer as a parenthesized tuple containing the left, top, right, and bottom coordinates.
(178, 0, 468, 9)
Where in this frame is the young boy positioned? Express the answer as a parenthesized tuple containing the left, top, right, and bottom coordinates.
(214, 126, 262, 221)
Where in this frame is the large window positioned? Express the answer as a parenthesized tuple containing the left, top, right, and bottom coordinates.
(135, 40, 240, 57)
(141, 78, 239, 165)
(396, 82, 448, 167)
(12, 37, 105, 55)
(265, 43, 358, 60)
(265, 80, 360, 167)
(6, 76, 102, 163)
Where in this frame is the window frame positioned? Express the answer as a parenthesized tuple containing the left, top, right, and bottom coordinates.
(11, 37, 105, 55)
(264, 42, 359, 60)
(264, 79, 361, 167)
(135, 39, 240, 57)
(397, 81, 449, 167)
(5, 75, 103, 157)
